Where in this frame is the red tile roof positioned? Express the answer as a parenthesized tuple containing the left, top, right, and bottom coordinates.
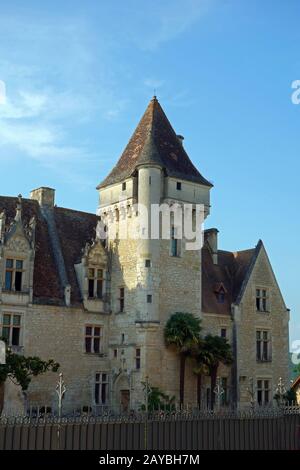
(97, 97, 212, 189)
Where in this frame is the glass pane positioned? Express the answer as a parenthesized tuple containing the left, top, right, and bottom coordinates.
(5, 271, 12, 290)
(96, 280, 103, 298)
(85, 326, 92, 335)
(12, 327, 20, 346)
(95, 383, 100, 404)
(16, 260, 23, 270)
(136, 348, 141, 357)
(2, 327, 10, 340)
(120, 288, 124, 298)
(13, 315, 21, 326)
(257, 380, 262, 389)
(95, 373, 100, 382)
(256, 289, 260, 297)
(94, 327, 101, 337)
(102, 373, 107, 382)
(264, 380, 269, 389)
(88, 279, 94, 298)
(97, 269, 103, 279)
(256, 331, 261, 339)
(88, 268, 95, 278)
(93, 338, 100, 353)
(15, 271, 22, 291)
(3, 314, 11, 325)
(262, 290, 267, 297)
(6, 259, 13, 268)
(263, 331, 268, 340)
(101, 384, 107, 404)
(85, 337, 92, 353)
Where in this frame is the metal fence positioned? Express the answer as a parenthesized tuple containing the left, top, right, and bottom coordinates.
(1, 407, 300, 450)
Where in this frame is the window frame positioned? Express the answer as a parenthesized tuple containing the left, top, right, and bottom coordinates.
(94, 372, 109, 405)
(256, 330, 272, 362)
(4, 258, 25, 292)
(88, 267, 104, 299)
(1, 313, 22, 347)
(257, 379, 271, 406)
(85, 324, 102, 354)
(256, 288, 269, 312)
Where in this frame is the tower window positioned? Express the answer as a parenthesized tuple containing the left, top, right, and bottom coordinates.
(176, 181, 182, 190)
(122, 182, 126, 191)
(147, 294, 152, 303)
(170, 226, 180, 257)
(135, 348, 141, 370)
(5, 259, 24, 292)
(145, 259, 151, 268)
(88, 268, 103, 299)
(114, 349, 118, 358)
(149, 176, 151, 185)
(220, 328, 227, 339)
(119, 288, 125, 312)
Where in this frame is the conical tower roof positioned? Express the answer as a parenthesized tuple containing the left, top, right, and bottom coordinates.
(97, 96, 212, 189)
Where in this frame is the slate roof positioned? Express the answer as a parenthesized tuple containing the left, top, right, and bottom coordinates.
(0, 196, 98, 306)
(202, 243, 258, 315)
(97, 97, 213, 189)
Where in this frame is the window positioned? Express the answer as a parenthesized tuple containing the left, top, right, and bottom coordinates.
(122, 182, 126, 191)
(171, 226, 180, 257)
(147, 294, 152, 303)
(257, 379, 270, 405)
(176, 181, 182, 190)
(119, 288, 125, 312)
(149, 176, 151, 185)
(145, 259, 151, 268)
(95, 373, 109, 405)
(1, 314, 21, 346)
(216, 291, 225, 303)
(256, 289, 268, 312)
(5, 259, 24, 292)
(88, 268, 103, 299)
(135, 348, 141, 370)
(256, 330, 271, 362)
(85, 325, 101, 353)
(220, 328, 227, 339)
(121, 333, 125, 344)
(114, 349, 118, 358)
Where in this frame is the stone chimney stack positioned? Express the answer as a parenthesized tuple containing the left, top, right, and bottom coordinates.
(30, 187, 55, 207)
(204, 228, 219, 265)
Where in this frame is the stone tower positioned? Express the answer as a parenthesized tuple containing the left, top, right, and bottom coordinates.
(97, 97, 212, 408)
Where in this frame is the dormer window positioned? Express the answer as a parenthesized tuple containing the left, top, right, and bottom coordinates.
(88, 268, 103, 299)
(5, 259, 24, 292)
(214, 283, 227, 304)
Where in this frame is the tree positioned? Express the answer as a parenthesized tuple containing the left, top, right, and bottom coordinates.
(192, 341, 212, 408)
(203, 334, 233, 410)
(164, 312, 202, 407)
(0, 347, 59, 406)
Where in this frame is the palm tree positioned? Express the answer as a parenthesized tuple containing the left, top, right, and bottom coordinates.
(164, 312, 202, 407)
(192, 341, 212, 408)
(203, 334, 233, 409)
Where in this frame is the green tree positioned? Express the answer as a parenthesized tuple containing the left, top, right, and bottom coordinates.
(203, 334, 233, 409)
(164, 312, 202, 407)
(0, 347, 59, 394)
(192, 341, 212, 408)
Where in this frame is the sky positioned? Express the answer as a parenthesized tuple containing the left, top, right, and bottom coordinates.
(0, 0, 299, 347)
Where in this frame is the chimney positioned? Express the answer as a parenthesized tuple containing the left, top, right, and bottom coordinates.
(177, 134, 184, 146)
(204, 228, 219, 265)
(30, 187, 55, 207)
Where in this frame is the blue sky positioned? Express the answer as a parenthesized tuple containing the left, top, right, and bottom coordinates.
(0, 0, 299, 346)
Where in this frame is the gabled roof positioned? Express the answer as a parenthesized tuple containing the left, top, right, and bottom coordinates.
(97, 96, 213, 189)
(202, 244, 258, 315)
(0, 196, 98, 306)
